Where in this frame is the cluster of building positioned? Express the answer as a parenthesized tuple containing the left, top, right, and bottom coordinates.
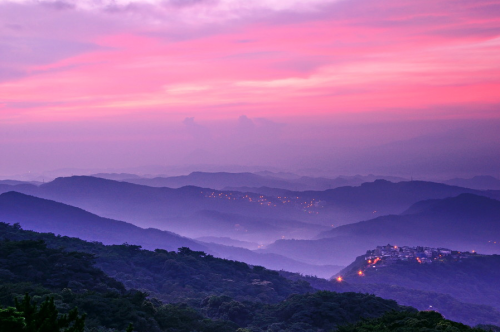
(364, 244, 476, 265)
(201, 190, 324, 214)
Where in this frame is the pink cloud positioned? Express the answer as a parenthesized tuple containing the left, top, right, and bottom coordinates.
(0, 0, 499, 125)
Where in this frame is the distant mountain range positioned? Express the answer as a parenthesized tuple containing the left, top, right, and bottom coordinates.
(261, 194, 500, 266)
(443, 175, 500, 191)
(1, 175, 497, 232)
(258, 179, 500, 225)
(91, 172, 143, 181)
(1, 175, 499, 269)
(0, 191, 341, 277)
(0, 191, 207, 252)
(0, 176, 325, 242)
(104, 171, 408, 191)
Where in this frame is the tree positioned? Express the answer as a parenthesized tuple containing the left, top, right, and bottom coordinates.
(0, 307, 26, 332)
(15, 294, 86, 332)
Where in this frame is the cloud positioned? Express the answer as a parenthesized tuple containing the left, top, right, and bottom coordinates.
(0, 0, 499, 125)
(183, 117, 211, 140)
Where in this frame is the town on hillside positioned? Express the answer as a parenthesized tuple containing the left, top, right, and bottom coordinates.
(364, 244, 477, 266)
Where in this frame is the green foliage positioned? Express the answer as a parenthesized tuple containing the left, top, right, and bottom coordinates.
(200, 291, 410, 331)
(2, 222, 497, 332)
(0, 306, 26, 331)
(0, 222, 311, 305)
(14, 293, 86, 332)
(337, 310, 489, 332)
(280, 270, 500, 328)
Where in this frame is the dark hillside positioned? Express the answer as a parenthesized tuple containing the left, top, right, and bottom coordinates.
(0, 191, 207, 252)
(339, 253, 500, 310)
(0, 222, 419, 332)
(281, 272, 500, 328)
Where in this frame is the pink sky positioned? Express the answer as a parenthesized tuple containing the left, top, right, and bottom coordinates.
(1, 0, 500, 177)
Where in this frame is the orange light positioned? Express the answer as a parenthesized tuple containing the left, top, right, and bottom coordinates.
(368, 260, 372, 264)
(358, 270, 364, 276)
(337, 276, 343, 282)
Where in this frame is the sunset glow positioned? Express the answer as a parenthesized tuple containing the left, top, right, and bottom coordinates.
(1, 0, 500, 176)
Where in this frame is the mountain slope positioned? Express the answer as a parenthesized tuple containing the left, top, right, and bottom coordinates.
(0, 191, 335, 276)
(0, 176, 325, 241)
(320, 193, 500, 244)
(262, 194, 500, 266)
(0, 191, 207, 252)
(0, 222, 420, 332)
(124, 171, 307, 191)
(339, 252, 500, 310)
(444, 176, 500, 190)
(123, 171, 407, 191)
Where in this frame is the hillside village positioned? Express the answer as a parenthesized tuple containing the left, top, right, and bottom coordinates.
(364, 244, 477, 266)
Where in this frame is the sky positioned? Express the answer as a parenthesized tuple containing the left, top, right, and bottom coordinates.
(1, 0, 500, 178)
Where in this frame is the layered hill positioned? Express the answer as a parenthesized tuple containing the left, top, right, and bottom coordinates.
(261, 194, 500, 266)
(444, 175, 500, 191)
(339, 252, 500, 310)
(124, 171, 307, 191)
(0, 191, 340, 277)
(0, 176, 326, 242)
(282, 180, 500, 224)
(121, 171, 406, 191)
(0, 222, 421, 332)
(1, 176, 497, 234)
(0, 191, 207, 252)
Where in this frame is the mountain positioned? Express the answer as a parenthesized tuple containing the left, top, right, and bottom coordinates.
(0, 176, 329, 242)
(282, 270, 500, 328)
(0, 191, 207, 252)
(261, 194, 500, 266)
(124, 171, 309, 191)
(444, 175, 500, 190)
(289, 179, 500, 225)
(91, 172, 143, 181)
(0, 180, 41, 186)
(195, 236, 260, 249)
(0, 222, 420, 332)
(228, 179, 500, 226)
(320, 193, 500, 245)
(200, 242, 343, 278)
(1, 219, 499, 329)
(124, 171, 408, 192)
(1, 176, 498, 250)
(0, 182, 38, 195)
(0, 191, 336, 276)
(339, 251, 500, 310)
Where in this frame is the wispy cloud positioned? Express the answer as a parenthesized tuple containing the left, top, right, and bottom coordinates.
(0, 0, 499, 124)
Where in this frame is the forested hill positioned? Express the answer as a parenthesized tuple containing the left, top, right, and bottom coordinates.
(281, 271, 500, 328)
(0, 222, 421, 332)
(0, 221, 311, 304)
(339, 252, 500, 310)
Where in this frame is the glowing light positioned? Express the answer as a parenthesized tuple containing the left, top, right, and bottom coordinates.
(336, 276, 343, 282)
(358, 270, 364, 276)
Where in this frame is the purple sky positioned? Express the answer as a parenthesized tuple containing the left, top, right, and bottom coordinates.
(1, 0, 500, 179)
